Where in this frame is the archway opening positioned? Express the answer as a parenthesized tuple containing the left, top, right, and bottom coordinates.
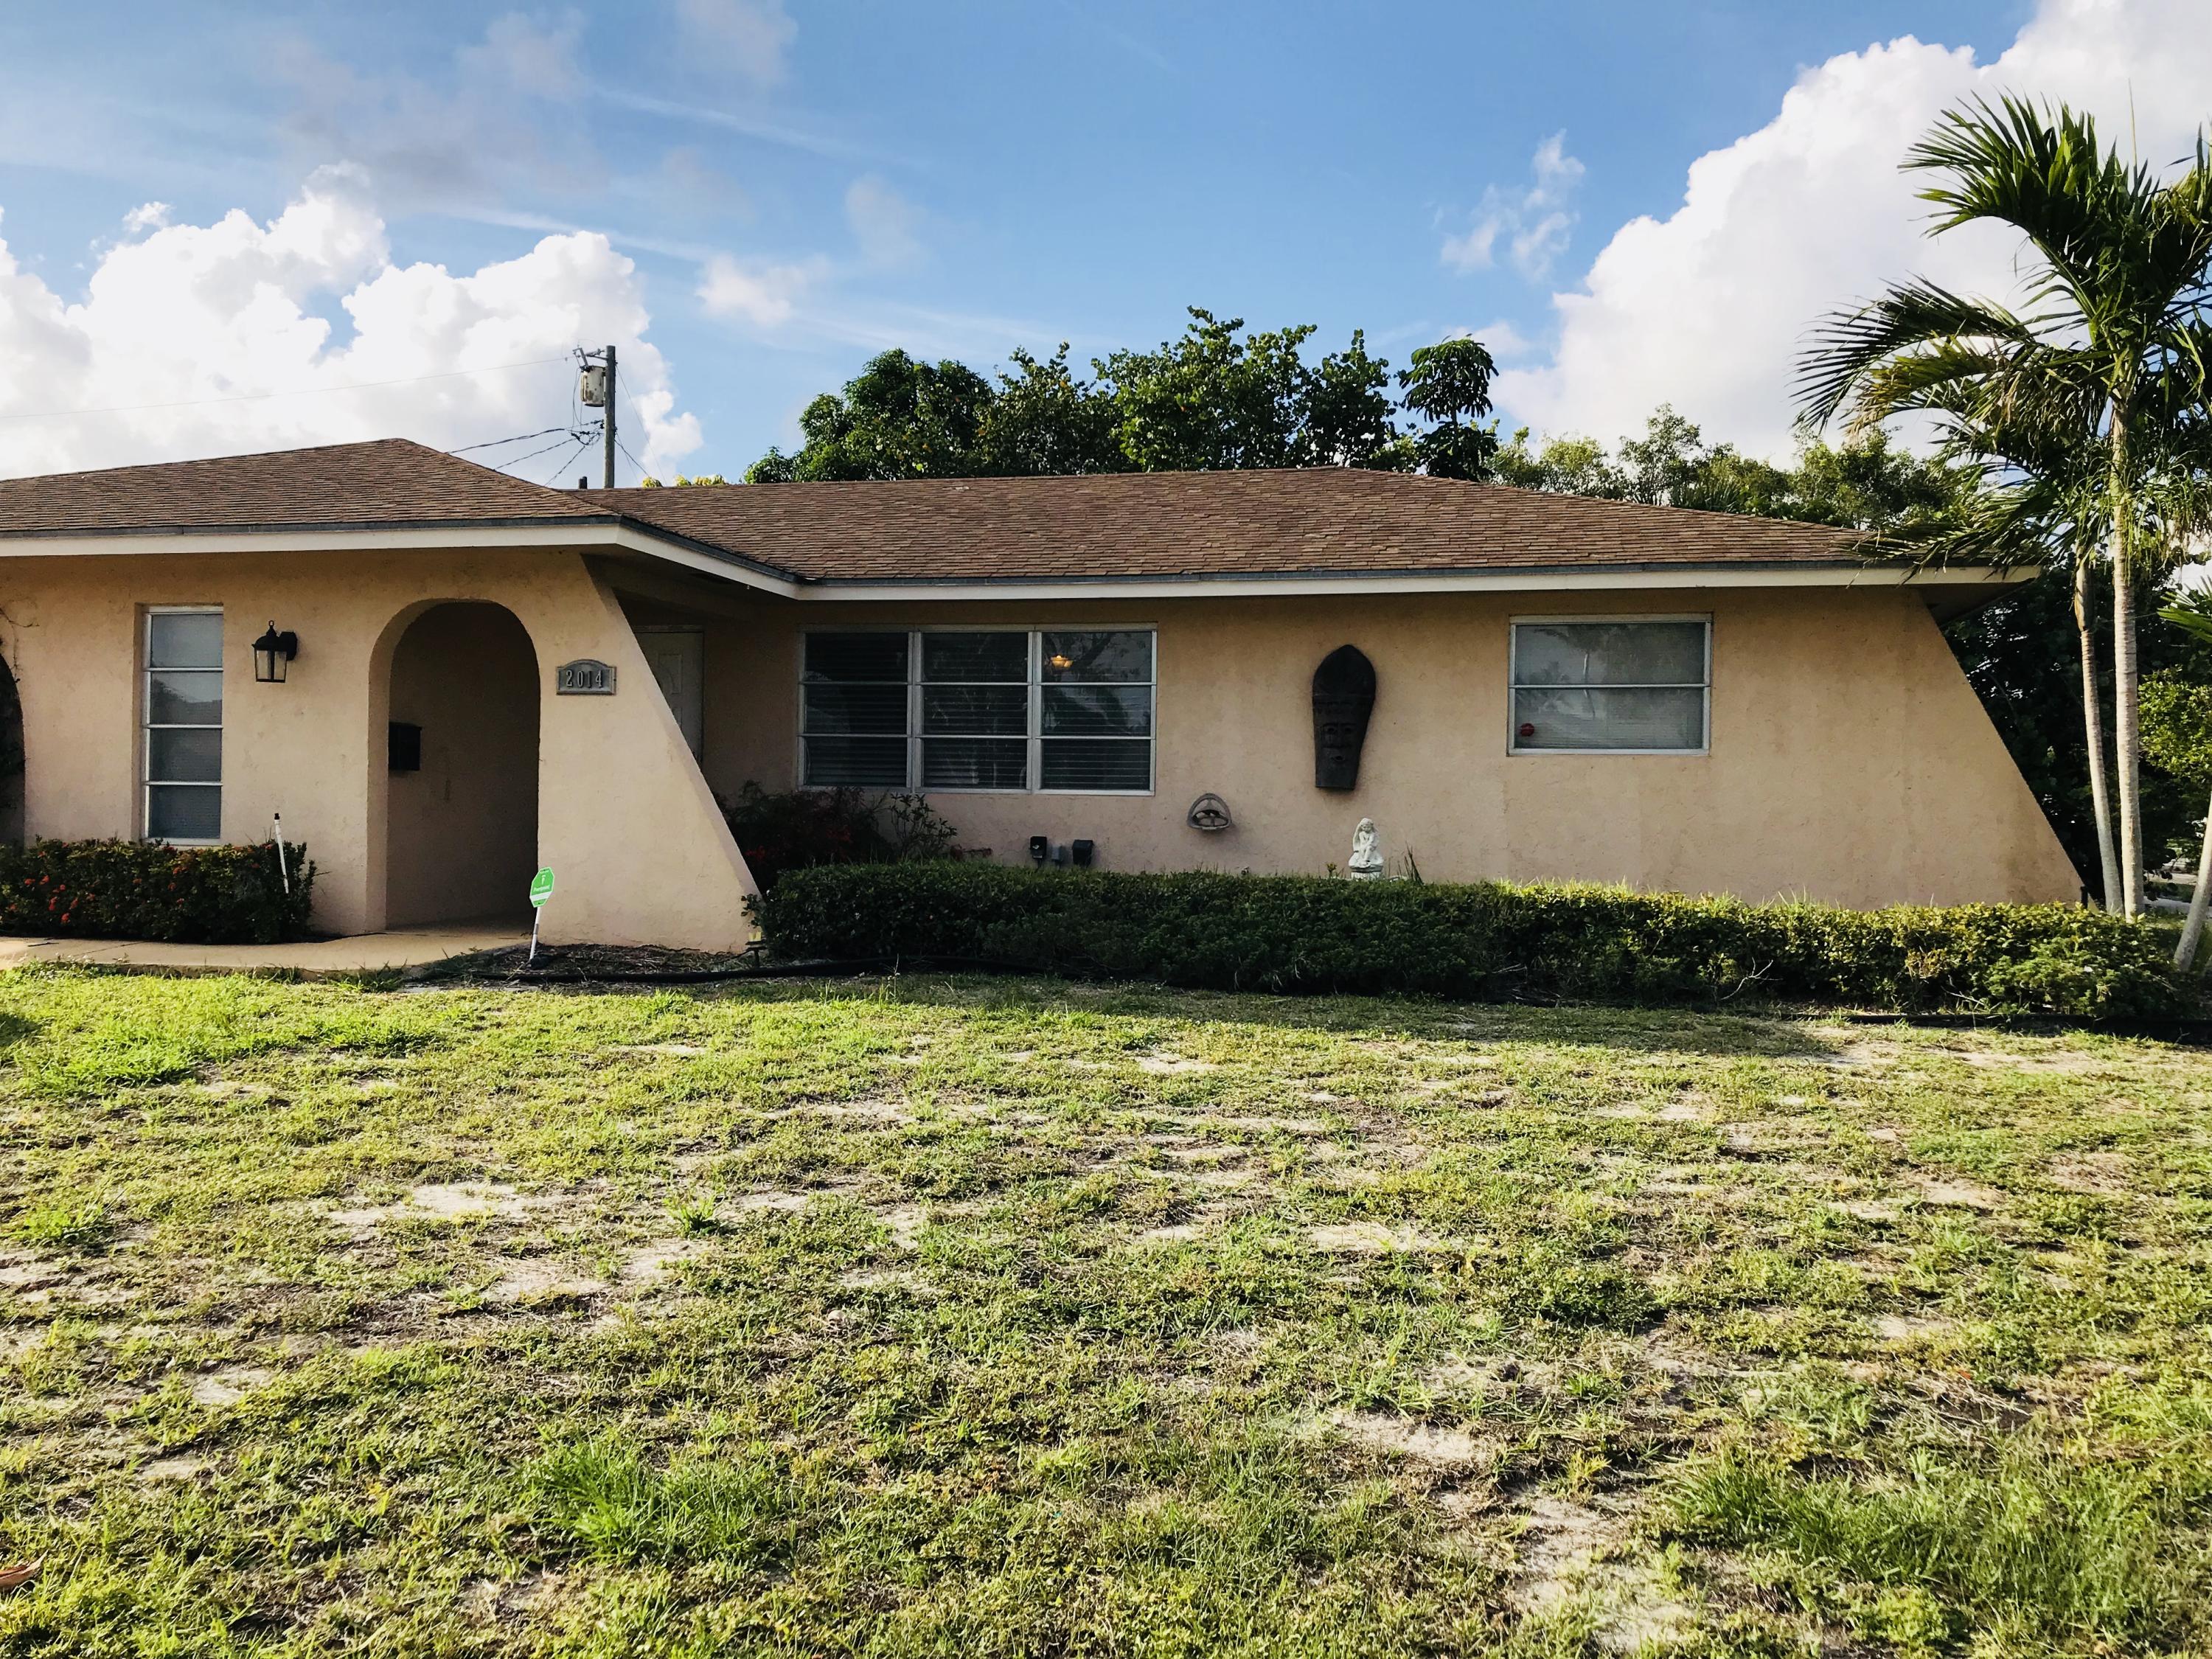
(384, 602, 538, 928)
(0, 655, 21, 849)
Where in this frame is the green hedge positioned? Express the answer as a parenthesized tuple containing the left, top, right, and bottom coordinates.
(0, 838, 316, 945)
(753, 863, 2199, 1021)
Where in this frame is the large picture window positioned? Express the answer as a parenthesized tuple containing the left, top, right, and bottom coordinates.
(144, 607, 223, 841)
(1509, 616, 1709, 754)
(802, 628, 1155, 793)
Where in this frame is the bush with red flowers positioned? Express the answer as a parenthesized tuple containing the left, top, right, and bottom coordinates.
(0, 838, 316, 944)
(720, 783, 959, 890)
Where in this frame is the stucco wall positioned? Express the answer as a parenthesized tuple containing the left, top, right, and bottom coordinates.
(0, 548, 757, 948)
(385, 602, 538, 928)
(671, 585, 2079, 908)
(0, 548, 2077, 939)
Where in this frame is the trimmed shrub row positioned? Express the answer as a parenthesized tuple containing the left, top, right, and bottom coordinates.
(754, 863, 2199, 1020)
(0, 838, 316, 945)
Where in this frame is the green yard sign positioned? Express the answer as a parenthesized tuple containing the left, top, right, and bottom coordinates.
(527, 867, 554, 966)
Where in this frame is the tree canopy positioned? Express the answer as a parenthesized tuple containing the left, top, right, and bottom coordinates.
(744, 310, 1458, 483)
(1492, 405, 1972, 532)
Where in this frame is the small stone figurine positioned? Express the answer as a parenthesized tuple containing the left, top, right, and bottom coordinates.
(1347, 818, 1384, 880)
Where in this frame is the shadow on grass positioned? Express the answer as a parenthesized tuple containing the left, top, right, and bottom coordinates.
(571, 973, 1850, 1061)
(0, 1007, 40, 1054)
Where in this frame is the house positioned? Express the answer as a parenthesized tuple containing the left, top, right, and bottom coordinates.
(0, 439, 2078, 949)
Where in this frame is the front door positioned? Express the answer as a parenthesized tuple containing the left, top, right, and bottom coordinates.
(638, 628, 706, 759)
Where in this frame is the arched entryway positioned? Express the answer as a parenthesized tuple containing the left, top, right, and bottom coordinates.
(384, 602, 538, 927)
(0, 653, 21, 849)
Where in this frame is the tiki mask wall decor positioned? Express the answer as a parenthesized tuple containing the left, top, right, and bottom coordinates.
(1311, 645, 1376, 790)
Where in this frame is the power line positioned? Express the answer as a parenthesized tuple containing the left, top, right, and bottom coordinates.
(0, 355, 573, 425)
(480, 433, 591, 478)
(537, 435, 597, 487)
(448, 425, 573, 456)
(615, 435, 649, 482)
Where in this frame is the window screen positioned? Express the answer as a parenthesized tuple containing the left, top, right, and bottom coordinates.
(921, 631, 1028, 789)
(1511, 619, 1708, 752)
(145, 608, 223, 841)
(1040, 630, 1153, 790)
(800, 628, 1155, 792)
(801, 631, 910, 787)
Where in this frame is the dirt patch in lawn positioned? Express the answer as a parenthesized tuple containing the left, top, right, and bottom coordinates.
(1325, 1410, 1496, 1471)
(1307, 1222, 1466, 1255)
(327, 1181, 565, 1230)
(1511, 1494, 1691, 1652)
(2048, 1151, 2133, 1194)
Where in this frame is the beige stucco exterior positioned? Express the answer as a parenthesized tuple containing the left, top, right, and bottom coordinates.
(0, 546, 756, 949)
(0, 540, 2079, 951)
(627, 577, 2078, 910)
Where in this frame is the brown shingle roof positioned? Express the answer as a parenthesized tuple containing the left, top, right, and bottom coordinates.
(0, 439, 1872, 582)
(0, 439, 605, 536)
(581, 468, 1867, 582)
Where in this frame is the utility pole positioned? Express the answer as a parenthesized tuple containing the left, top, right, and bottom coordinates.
(601, 344, 617, 489)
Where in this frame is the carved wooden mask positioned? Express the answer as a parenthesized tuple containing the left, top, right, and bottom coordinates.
(1312, 644, 1376, 790)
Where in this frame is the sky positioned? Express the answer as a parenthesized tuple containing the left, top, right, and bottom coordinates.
(0, 0, 2208, 485)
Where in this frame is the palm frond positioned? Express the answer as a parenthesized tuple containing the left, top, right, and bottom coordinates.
(1797, 280, 2039, 428)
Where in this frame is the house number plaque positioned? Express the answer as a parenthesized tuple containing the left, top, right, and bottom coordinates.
(554, 659, 616, 695)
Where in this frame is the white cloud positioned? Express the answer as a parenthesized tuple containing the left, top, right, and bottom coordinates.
(274, 15, 601, 215)
(1442, 132, 1585, 281)
(843, 174, 922, 265)
(0, 167, 701, 479)
(119, 201, 171, 237)
(675, 0, 797, 85)
(1453, 319, 1537, 359)
(460, 10, 585, 99)
(696, 251, 830, 327)
(1493, 0, 2212, 458)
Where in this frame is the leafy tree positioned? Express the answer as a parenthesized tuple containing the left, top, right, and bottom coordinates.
(1492, 408, 1970, 531)
(1101, 310, 1326, 471)
(1301, 330, 1405, 468)
(976, 345, 1119, 476)
(1801, 96, 2212, 916)
(1493, 429, 1627, 497)
(737, 310, 1528, 483)
(1397, 338, 1499, 479)
(745, 349, 997, 482)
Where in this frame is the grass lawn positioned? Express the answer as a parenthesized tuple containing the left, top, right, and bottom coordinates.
(1, 969, 2209, 1657)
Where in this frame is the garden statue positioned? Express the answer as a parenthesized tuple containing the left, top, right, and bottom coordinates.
(1347, 818, 1384, 880)
(1311, 644, 1377, 790)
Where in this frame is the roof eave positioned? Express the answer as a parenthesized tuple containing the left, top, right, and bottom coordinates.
(776, 561, 2037, 602)
(0, 516, 2035, 604)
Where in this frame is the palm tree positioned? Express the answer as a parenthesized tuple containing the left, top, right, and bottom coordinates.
(1801, 97, 2212, 917)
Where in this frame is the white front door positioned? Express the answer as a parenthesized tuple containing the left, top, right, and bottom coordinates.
(638, 628, 706, 759)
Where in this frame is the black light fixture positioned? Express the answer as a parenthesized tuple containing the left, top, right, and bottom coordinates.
(252, 622, 299, 684)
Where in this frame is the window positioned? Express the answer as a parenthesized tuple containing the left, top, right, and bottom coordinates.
(1509, 616, 1708, 754)
(145, 608, 223, 841)
(802, 628, 1155, 793)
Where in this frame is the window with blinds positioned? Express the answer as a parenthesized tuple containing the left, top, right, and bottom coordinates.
(801, 628, 1155, 793)
(144, 608, 223, 841)
(1509, 616, 1710, 754)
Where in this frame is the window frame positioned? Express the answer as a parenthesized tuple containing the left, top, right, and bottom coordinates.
(798, 625, 1157, 796)
(1506, 613, 1711, 757)
(142, 604, 224, 845)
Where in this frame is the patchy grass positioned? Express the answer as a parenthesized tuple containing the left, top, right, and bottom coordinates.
(1, 967, 2209, 1655)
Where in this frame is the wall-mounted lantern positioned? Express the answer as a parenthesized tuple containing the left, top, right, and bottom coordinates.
(252, 622, 299, 684)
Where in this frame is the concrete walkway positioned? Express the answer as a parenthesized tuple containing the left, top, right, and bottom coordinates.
(0, 921, 528, 977)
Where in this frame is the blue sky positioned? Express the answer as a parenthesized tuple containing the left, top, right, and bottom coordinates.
(10, 1, 2202, 481)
